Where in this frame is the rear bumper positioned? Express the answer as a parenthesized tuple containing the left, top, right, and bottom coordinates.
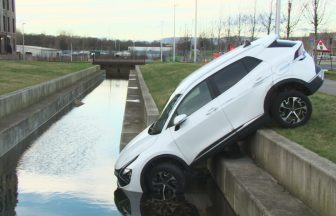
(307, 65, 324, 94)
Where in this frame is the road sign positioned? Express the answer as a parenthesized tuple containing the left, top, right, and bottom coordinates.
(316, 40, 330, 52)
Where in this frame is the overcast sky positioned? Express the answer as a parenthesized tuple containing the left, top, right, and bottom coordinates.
(16, 0, 335, 41)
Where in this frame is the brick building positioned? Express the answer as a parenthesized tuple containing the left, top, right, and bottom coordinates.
(0, 0, 16, 54)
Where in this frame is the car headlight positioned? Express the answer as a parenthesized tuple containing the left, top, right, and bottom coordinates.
(115, 156, 139, 187)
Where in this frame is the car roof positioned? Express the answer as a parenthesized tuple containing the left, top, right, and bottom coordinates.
(172, 34, 279, 97)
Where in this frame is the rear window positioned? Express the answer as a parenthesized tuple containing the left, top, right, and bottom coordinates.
(268, 40, 296, 48)
(211, 57, 262, 95)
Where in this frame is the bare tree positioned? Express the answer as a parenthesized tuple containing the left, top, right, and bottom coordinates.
(304, 0, 327, 62)
(233, 12, 248, 45)
(284, 0, 304, 39)
(177, 25, 192, 62)
(216, 17, 224, 51)
(224, 17, 233, 51)
(259, 0, 274, 35)
(248, 0, 258, 40)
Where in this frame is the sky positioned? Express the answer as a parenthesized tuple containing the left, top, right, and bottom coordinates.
(16, 0, 336, 41)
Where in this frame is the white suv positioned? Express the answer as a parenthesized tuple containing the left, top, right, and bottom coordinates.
(115, 34, 324, 195)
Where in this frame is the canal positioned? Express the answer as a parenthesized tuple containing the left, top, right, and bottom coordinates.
(0, 78, 236, 216)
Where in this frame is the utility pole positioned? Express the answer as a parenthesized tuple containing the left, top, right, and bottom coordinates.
(173, 4, 176, 62)
(275, 0, 281, 36)
(22, 23, 26, 61)
(160, 21, 163, 62)
(194, 0, 197, 63)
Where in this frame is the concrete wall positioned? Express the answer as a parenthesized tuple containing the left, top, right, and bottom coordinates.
(0, 65, 100, 119)
(135, 66, 159, 126)
(0, 66, 104, 158)
(246, 129, 336, 216)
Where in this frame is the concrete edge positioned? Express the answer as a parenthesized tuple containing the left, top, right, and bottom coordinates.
(0, 65, 100, 119)
(135, 65, 159, 126)
(0, 70, 104, 158)
(246, 129, 336, 216)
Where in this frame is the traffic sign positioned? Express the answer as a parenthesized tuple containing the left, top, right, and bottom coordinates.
(316, 40, 330, 52)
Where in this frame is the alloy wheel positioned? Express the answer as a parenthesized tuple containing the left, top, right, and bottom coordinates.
(279, 96, 308, 125)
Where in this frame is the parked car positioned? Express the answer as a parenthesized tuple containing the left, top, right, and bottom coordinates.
(115, 34, 324, 195)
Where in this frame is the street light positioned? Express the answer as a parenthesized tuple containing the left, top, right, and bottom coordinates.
(173, 4, 176, 62)
(22, 22, 26, 60)
(194, 0, 197, 63)
(160, 21, 163, 62)
(275, 0, 281, 36)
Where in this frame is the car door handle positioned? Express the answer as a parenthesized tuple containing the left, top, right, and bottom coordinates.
(206, 107, 218, 116)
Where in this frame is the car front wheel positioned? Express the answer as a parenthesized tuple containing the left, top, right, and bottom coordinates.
(146, 163, 185, 198)
(271, 91, 312, 128)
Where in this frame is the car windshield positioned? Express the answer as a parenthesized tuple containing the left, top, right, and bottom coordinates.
(148, 94, 181, 135)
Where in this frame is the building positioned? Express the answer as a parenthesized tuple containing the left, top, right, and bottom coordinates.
(128, 46, 172, 59)
(16, 45, 60, 59)
(0, 0, 16, 54)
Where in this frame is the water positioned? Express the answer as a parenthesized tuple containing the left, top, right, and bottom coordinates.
(15, 79, 128, 216)
(0, 79, 236, 216)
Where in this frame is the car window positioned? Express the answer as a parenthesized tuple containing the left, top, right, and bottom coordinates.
(176, 81, 212, 116)
(149, 94, 181, 135)
(241, 57, 262, 72)
(212, 61, 248, 94)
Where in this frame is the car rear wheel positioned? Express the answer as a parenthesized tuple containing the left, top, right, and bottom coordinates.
(146, 163, 186, 198)
(271, 91, 312, 128)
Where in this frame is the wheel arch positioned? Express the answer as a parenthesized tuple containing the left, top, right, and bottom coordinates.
(264, 79, 311, 115)
(140, 154, 189, 193)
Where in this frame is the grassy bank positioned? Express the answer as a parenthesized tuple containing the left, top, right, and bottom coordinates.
(0, 60, 91, 95)
(325, 70, 336, 80)
(140, 62, 202, 111)
(141, 62, 336, 163)
(275, 93, 336, 163)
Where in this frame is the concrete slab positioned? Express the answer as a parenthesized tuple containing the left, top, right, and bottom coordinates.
(246, 129, 336, 216)
(208, 156, 317, 216)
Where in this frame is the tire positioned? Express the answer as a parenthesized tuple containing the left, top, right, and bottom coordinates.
(146, 162, 186, 198)
(271, 91, 312, 128)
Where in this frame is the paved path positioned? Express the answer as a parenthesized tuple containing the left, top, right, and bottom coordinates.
(319, 79, 336, 96)
(120, 70, 145, 150)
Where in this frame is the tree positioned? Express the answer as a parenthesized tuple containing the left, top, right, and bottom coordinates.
(259, 0, 274, 35)
(234, 13, 245, 44)
(216, 17, 224, 51)
(248, 0, 258, 40)
(304, 0, 327, 62)
(284, 0, 304, 39)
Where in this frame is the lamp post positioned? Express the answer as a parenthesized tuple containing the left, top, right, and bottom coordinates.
(22, 22, 26, 60)
(194, 0, 198, 63)
(275, 0, 281, 36)
(160, 21, 163, 62)
(173, 4, 176, 62)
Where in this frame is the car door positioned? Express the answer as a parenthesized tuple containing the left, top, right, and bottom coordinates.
(169, 80, 233, 163)
(210, 57, 272, 129)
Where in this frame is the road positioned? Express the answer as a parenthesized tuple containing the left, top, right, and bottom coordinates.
(320, 79, 336, 96)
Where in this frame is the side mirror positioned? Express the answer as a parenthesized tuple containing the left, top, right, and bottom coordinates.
(173, 114, 187, 128)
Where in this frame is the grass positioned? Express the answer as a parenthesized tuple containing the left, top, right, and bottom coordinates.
(141, 62, 336, 163)
(0, 60, 92, 95)
(325, 70, 336, 80)
(140, 62, 202, 111)
(275, 93, 336, 163)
